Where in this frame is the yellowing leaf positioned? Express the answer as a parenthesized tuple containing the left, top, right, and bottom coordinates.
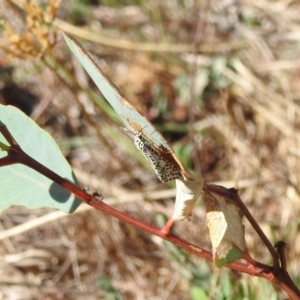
(172, 177, 204, 221)
(204, 186, 247, 267)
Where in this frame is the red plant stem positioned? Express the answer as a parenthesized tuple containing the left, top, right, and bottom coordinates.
(235, 193, 280, 271)
(1, 122, 300, 299)
(0, 137, 268, 276)
(8, 145, 273, 275)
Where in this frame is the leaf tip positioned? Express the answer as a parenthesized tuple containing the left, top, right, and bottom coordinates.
(171, 177, 204, 221)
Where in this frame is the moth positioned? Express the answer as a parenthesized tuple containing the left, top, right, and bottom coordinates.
(63, 32, 204, 235)
(123, 127, 182, 183)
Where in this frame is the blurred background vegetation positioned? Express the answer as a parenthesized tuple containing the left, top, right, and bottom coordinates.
(0, 0, 300, 299)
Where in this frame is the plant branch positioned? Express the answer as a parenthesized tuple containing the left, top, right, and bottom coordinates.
(1, 121, 299, 299)
(203, 183, 300, 299)
(0, 120, 270, 275)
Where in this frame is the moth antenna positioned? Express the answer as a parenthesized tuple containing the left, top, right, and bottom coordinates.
(121, 126, 135, 138)
(113, 117, 129, 132)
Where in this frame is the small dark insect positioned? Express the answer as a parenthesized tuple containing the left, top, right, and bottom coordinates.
(92, 192, 104, 201)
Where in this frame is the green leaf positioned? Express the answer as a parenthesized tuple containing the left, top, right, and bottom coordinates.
(215, 246, 243, 268)
(190, 286, 208, 300)
(63, 32, 172, 152)
(98, 276, 122, 300)
(63, 32, 204, 230)
(0, 105, 81, 213)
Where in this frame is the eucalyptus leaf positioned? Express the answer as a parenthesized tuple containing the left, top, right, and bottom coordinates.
(63, 32, 204, 233)
(0, 105, 81, 213)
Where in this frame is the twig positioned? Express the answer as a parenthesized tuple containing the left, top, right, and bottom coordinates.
(275, 241, 287, 273)
(1, 121, 300, 299)
(0, 120, 271, 276)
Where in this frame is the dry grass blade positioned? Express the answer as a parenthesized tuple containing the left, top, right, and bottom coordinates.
(54, 18, 248, 53)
